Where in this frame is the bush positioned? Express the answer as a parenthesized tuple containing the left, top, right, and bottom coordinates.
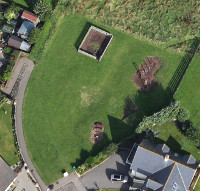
(76, 143, 118, 174)
(34, 0, 52, 21)
(186, 125, 200, 147)
(30, 19, 53, 61)
(136, 101, 189, 133)
(102, 143, 118, 156)
(29, 27, 41, 44)
(4, 47, 12, 55)
(2, 70, 11, 82)
(4, 4, 20, 22)
(177, 108, 190, 122)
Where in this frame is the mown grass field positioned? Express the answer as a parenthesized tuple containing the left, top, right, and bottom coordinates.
(23, 14, 183, 184)
(175, 55, 200, 129)
(0, 104, 18, 165)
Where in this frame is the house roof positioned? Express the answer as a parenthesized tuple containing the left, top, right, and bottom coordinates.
(21, 10, 39, 24)
(17, 21, 35, 36)
(0, 157, 17, 191)
(20, 40, 31, 51)
(130, 139, 199, 191)
(8, 35, 31, 52)
(8, 35, 22, 49)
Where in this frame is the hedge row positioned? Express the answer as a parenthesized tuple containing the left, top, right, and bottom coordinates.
(76, 143, 118, 175)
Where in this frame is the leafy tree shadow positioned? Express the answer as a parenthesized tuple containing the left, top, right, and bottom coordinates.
(70, 133, 110, 168)
(154, 135, 190, 156)
(166, 37, 200, 95)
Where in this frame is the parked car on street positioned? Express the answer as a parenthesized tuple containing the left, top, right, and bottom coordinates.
(110, 174, 128, 183)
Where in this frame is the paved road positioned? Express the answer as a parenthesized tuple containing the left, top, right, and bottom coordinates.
(81, 149, 131, 190)
(55, 183, 78, 191)
(14, 57, 48, 191)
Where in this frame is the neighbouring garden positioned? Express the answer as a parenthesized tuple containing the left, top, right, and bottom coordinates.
(175, 55, 200, 129)
(22, 14, 185, 184)
(0, 103, 18, 165)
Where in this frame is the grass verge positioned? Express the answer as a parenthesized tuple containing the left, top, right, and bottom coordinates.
(0, 103, 18, 165)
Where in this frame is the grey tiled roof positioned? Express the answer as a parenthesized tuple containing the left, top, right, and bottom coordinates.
(0, 157, 17, 191)
(145, 178, 163, 190)
(164, 164, 187, 191)
(130, 139, 199, 191)
(156, 144, 170, 154)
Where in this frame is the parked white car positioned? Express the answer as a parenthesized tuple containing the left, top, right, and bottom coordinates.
(110, 174, 128, 183)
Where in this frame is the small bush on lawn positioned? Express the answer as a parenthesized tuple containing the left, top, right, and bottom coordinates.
(186, 125, 200, 148)
(76, 143, 118, 175)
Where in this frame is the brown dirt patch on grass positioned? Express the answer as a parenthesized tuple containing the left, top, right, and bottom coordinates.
(133, 56, 162, 92)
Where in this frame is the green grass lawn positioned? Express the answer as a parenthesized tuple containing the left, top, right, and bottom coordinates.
(0, 103, 18, 165)
(155, 122, 200, 161)
(175, 55, 200, 129)
(23, 14, 184, 184)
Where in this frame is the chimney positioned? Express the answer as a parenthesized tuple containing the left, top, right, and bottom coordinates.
(164, 154, 169, 162)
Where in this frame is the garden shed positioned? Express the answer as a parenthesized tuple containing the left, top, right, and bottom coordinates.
(17, 21, 35, 39)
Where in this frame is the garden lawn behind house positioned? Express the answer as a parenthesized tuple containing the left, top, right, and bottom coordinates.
(154, 122, 200, 190)
(23, 15, 183, 184)
(0, 104, 18, 165)
(155, 122, 200, 161)
(175, 55, 200, 129)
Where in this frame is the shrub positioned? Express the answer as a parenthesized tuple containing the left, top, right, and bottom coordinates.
(4, 4, 20, 22)
(4, 47, 12, 55)
(0, 13, 4, 20)
(2, 70, 11, 82)
(102, 143, 118, 156)
(30, 19, 53, 61)
(29, 27, 41, 44)
(177, 108, 190, 122)
(136, 101, 188, 133)
(76, 143, 118, 174)
(34, 0, 52, 21)
(186, 125, 200, 147)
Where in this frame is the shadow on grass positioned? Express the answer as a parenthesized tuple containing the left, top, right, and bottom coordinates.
(74, 21, 111, 50)
(70, 133, 110, 168)
(166, 37, 200, 96)
(154, 135, 190, 156)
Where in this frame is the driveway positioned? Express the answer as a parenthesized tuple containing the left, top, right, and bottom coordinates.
(13, 167, 38, 191)
(81, 149, 131, 191)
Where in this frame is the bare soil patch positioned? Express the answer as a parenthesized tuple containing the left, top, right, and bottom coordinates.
(90, 122, 105, 144)
(133, 56, 162, 92)
(79, 29, 112, 60)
